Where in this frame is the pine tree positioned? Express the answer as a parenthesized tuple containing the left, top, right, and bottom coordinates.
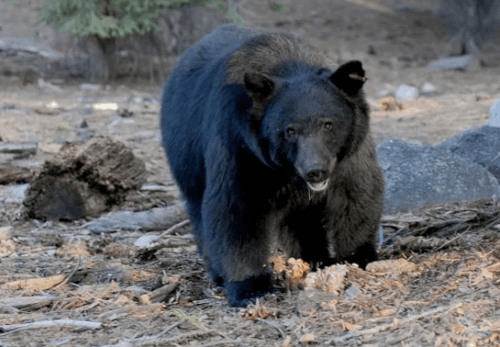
(40, 0, 243, 80)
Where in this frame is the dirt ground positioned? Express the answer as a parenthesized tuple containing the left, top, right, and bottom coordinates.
(1, 0, 500, 346)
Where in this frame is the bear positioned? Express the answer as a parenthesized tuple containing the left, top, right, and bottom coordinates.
(160, 24, 384, 307)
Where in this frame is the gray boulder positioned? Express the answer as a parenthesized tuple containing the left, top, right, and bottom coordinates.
(435, 125, 500, 182)
(377, 139, 500, 213)
(491, 98, 500, 127)
(427, 54, 480, 72)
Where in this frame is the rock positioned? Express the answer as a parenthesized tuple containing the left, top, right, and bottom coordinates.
(427, 54, 480, 72)
(77, 129, 92, 142)
(395, 84, 419, 100)
(5, 184, 30, 204)
(490, 98, 500, 127)
(377, 88, 394, 98)
(135, 234, 160, 248)
(435, 125, 500, 182)
(0, 104, 16, 111)
(79, 83, 102, 91)
(0, 37, 60, 60)
(394, 3, 415, 13)
(377, 139, 500, 213)
(93, 103, 118, 111)
(420, 82, 437, 96)
(37, 78, 62, 92)
(345, 284, 360, 299)
(377, 226, 384, 247)
(78, 120, 88, 129)
(79, 108, 93, 115)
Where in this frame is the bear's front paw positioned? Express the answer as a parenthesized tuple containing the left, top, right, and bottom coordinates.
(225, 274, 274, 307)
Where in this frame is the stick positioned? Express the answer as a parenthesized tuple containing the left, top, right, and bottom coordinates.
(256, 318, 286, 339)
(139, 281, 180, 304)
(326, 303, 462, 345)
(1, 274, 66, 291)
(50, 257, 82, 290)
(0, 142, 37, 155)
(160, 219, 190, 237)
(0, 319, 102, 333)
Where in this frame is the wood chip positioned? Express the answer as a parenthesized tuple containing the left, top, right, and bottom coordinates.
(299, 333, 316, 345)
(139, 281, 180, 304)
(0, 226, 13, 241)
(1, 274, 66, 292)
(366, 259, 417, 275)
(380, 96, 403, 111)
(34, 106, 60, 115)
(303, 264, 347, 294)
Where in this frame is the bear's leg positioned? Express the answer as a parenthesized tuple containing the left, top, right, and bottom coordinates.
(200, 186, 273, 307)
(337, 241, 378, 270)
(224, 275, 274, 307)
(282, 210, 331, 265)
(185, 199, 224, 286)
(330, 209, 379, 270)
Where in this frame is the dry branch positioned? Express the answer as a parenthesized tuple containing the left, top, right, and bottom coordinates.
(1, 274, 66, 292)
(160, 219, 190, 237)
(0, 319, 102, 332)
(87, 204, 188, 233)
(134, 236, 194, 259)
(0, 165, 33, 184)
(50, 257, 81, 290)
(256, 318, 285, 339)
(0, 142, 37, 155)
(139, 281, 180, 304)
(0, 296, 55, 310)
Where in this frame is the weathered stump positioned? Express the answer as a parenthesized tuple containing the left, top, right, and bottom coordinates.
(23, 137, 147, 220)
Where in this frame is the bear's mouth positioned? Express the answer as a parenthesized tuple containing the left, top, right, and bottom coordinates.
(306, 179, 330, 192)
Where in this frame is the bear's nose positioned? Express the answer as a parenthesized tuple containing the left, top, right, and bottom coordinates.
(307, 169, 326, 183)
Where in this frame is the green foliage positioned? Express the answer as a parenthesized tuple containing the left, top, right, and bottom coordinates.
(40, 0, 244, 38)
(270, 1, 287, 14)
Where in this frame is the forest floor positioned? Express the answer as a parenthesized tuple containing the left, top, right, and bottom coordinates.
(1, 0, 500, 346)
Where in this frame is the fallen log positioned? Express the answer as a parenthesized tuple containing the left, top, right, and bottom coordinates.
(0, 142, 37, 155)
(0, 165, 33, 184)
(23, 137, 147, 220)
(87, 204, 187, 233)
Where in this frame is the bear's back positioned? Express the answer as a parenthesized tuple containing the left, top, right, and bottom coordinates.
(226, 26, 336, 85)
(170, 24, 336, 86)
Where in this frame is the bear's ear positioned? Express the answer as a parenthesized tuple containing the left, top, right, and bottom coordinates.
(244, 72, 276, 101)
(329, 60, 367, 96)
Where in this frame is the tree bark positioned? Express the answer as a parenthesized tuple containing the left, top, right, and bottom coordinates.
(23, 137, 147, 220)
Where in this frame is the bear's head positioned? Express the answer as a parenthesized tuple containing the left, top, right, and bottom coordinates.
(244, 61, 369, 192)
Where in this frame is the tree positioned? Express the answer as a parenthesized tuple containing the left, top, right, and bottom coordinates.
(40, 0, 243, 81)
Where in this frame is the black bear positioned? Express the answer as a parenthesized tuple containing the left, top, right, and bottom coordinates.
(161, 25, 384, 307)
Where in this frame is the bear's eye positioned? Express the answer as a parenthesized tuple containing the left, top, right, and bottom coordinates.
(323, 122, 333, 131)
(286, 127, 296, 137)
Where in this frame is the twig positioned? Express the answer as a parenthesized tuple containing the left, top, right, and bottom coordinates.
(50, 257, 81, 290)
(434, 226, 471, 252)
(326, 303, 462, 345)
(256, 318, 286, 339)
(131, 330, 220, 347)
(139, 281, 180, 304)
(101, 322, 182, 347)
(160, 219, 190, 237)
(0, 319, 102, 333)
